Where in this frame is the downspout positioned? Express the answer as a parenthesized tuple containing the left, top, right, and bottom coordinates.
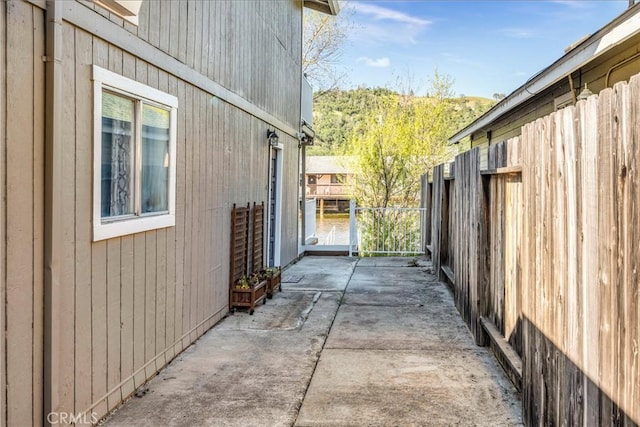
(44, 0, 63, 424)
(299, 5, 306, 250)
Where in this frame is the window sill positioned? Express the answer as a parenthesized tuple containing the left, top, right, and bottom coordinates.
(93, 214, 175, 241)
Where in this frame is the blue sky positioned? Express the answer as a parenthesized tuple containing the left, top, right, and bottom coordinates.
(338, 1, 628, 98)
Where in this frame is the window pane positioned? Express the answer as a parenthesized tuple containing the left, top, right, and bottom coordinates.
(141, 104, 170, 214)
(101, 92, 134, 218)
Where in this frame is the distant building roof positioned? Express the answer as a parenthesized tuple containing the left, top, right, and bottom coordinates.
(449, 3, 640, 144)
(306, 156, 356, 174)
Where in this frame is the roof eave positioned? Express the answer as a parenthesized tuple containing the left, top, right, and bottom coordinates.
(304, 0, 340, 16)
(449, 3, 640, 145)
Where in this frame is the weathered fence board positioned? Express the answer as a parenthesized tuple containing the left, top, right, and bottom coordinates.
(423, 75, 640, 426)
(430, 165, 444, 279)
(448, 148, 490, 345)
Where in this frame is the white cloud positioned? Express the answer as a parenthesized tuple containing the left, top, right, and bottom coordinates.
(550, 0, 593, 8)
(499, 27, 535, 39)
(358, 57, 391, 68)
(350, 3, 432, 26)
(347, 2, 433, 46)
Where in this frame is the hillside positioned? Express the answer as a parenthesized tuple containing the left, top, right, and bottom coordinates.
(308, 89, 495, 156)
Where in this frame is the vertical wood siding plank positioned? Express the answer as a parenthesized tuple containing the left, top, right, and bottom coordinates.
(191, 89, 201, 336)
(201, 0, 210, 79)
(199, 91, 208, 328)
(201, 91, 211, 327)
(58, 21, 77, 418)
(159, 0, 170, 53)
(106, 239, 122, 408)
(155, 228, 167, 371)
(174, 78, 186, 355)
(144, 230, 157, 379)
(90, 238, 108, 419)
(177, 0, 187, 64)
(192, 0, 202, 74)
(135, 0, 149, 43)
(74, 27, 93, 417)
(168, 0, 179, 59)
(0, 0, 7, 421)
(132, 233, 146, 388)
(32, 6, 45, 425)
(119, 235, 135, 398)
(185, 0, 195, 69)
(182, 84, 193, 346)
(147, 0, 159, 48)
(5, 2, 35, 422)
(206, 0, 214, 79)
(203, 91, 211, 322)
(107, 11, 124, 29)
(217, 102, 227, 313)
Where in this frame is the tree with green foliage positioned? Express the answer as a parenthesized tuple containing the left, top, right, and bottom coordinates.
(309, 87, 493, 156)
(350, 73, 458, 208)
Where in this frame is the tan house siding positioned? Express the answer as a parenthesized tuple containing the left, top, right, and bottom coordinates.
(83, 0, 303, 130)
(2, 0, 305, 424)
(4, 1, 46, 425)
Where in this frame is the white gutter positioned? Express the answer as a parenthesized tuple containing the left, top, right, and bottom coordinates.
(304, 0, 340, 15)
(328, 0, 340, 15)
(449, 4, 640, 144)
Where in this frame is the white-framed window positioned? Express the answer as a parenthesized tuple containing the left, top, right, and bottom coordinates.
(92, 65, 177, 241)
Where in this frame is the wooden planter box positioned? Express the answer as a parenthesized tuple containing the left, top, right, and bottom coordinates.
(266, 271, 281, 298)
(230, 280, 267, 314)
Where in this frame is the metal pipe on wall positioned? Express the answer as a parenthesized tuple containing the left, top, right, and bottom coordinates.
(44, 0, 63, 424)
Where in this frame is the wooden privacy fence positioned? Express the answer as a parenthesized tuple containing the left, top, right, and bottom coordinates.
(423, 76, 640, 426)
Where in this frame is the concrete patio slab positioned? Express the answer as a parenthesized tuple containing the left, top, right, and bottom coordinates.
(105, 292, 340, 427)
(343, 266, 441, 306)
(219, 291, 321, 331)
(104, 256, 522, 426)
(324, 304, 477, 351)
(295, 349, 522, 427)
(281, 256, 357, 292)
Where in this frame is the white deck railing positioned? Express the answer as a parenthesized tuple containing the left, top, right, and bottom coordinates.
(349, 200, 426, 256)
(300, 199, 426, 256)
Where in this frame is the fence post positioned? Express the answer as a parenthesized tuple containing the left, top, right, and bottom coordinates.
(349, 199, 356, 257)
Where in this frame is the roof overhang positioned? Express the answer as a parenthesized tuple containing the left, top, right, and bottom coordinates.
(304, 0, 340, 16)
(449, 3, 640, 144)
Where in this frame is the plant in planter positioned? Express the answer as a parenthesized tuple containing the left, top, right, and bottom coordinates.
(231, 273, 267, 315)
(248, 272, 264, 287)
(264, 266, 282, 298)
(236, 275, 250, 289)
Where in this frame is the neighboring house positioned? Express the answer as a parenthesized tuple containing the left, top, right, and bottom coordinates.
(306, 156, 355, 213)
(449, 2, 640, 167)
(0, 0, 337, 425)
